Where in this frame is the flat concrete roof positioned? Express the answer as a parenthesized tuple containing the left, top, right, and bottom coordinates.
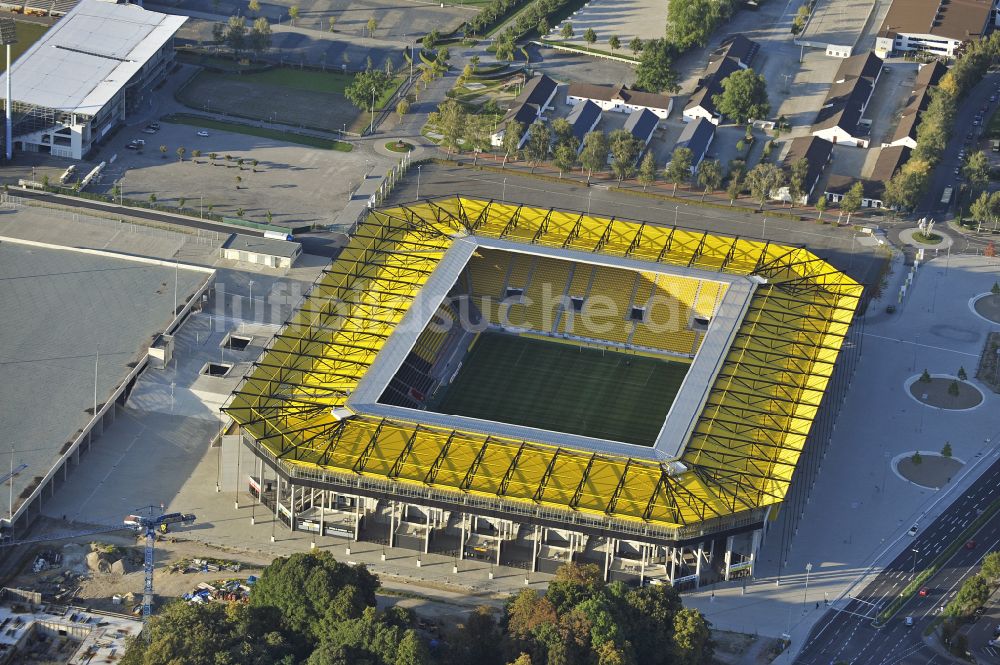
(0, 0, 186, 115)
(222, 233, 301, 259)
(0, 241, 206, 516)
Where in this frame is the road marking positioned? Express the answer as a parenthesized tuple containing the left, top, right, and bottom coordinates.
(861, 332, 980, 357)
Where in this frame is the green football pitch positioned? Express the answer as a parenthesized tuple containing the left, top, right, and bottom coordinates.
(431, 333, 689, 446)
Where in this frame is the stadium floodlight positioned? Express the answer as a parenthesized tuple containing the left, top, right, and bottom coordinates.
(0, 17, 16, 161)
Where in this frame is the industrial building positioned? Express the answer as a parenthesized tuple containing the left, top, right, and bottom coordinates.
(223, 198, 863, 587)
(0, 0, 186, 159)
(875, 0, 999, 58)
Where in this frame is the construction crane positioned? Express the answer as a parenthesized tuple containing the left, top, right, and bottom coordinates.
(0, 506, 195, 641)
(123, 507, 196, 636)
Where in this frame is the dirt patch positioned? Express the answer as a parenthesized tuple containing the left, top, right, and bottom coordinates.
(897, 454, 964, 489)
(909, 377, 983, 409)
(975, 294, 1000, 324)
(711, 630, 780, 665)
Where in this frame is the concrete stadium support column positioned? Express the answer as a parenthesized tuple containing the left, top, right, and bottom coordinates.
(723, 535, 734, 581)
(669, 546, 677, 584)
(354, 497, 361, 540)
(639, 544, 647, 586)
(459, 513, 467, 560)
(274, 475, 281, 521)
(388, 500, 397, 548)
(424, 510, 431, 554)
(603, 538, 616, 581)
(695, 543, 704, 588)
(319, 490, 325, 540)
(290, 485, 297, 531)
(749, 528, 762, 576)
(531, 525, 540, 573)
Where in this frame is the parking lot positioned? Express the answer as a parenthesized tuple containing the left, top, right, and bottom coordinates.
(798, 0, 876, 54)
(866, 63, 918, 148)
(548, 0, 668, 45)
(92, 120, 390, 229)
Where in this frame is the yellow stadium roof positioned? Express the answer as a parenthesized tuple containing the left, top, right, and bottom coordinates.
(224, 198, 862, 541)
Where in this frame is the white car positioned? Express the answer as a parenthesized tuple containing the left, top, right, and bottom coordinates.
(908, 524, 919, 536)
(196, 130, 210, 137)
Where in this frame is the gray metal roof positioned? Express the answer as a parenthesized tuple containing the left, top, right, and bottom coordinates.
(222, 234, 301, 259)
(0, 241, 207, 517)
(0, 0, 186, 115)
(623, 108, 658, 142)
(676, 117, 715, 157)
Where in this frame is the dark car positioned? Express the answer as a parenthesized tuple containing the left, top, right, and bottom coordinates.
(965, 539, 976, 549)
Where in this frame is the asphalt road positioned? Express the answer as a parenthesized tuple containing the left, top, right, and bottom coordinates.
(391, 162, 886, 288)
(919, 71, 1000, 218)
(794, 448, 1000, 665)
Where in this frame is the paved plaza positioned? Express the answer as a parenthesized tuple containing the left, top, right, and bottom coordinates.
(680, 252, 1000, 656)
(798, 0, 876, 52)
(548, 0, 668, 46)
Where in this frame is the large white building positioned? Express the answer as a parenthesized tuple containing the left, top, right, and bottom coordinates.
(0, 0, 186, 160)
(875, 0, 999, 58)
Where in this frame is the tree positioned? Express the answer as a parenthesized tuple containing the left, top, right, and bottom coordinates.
(430, 99, 466, 154)
(964, 150, 990, 196)
(367, 17, 378, 37)
(726, 166, 744, 204)
(816, 195, 827, 220)
(920, 369, 932, 383)
(248, 0, 260, 13)
(159, 144, 168, 158)
(840, 181, 864, 223)
(958, 366, 967, 380)
(673, 608, 713, 665)
(249, 16, 272, 57)
(236, 207, 245, 217)
(329, 16, 337, 31)
(634, 38, 678, 93)
(265, 210, 273, 224)
(553, 143, 578, 177)
(609, 129, 643, 183)
(235, 175, 242, 189)
(664, 147, 693, 194)
(344, 68, 392, 111)
(993, 282, 1000, 295)
(551, 117, 574, 149)
(948, 380, 960, 396)
(211, 21, 225, 44)
(609, 35, 620, 52)
(912, 451, 923, 465)
(941, 442, 953, 457)
(176, 146, 186, 161)
(745, 162, 783, 209)
(495, 35, 515, 62)
(580, 130, 609, 182)
(191, 149, 201, 161)
(638, 152, 657, 191)
(396, 99, 410, 121)
(713, 68, 770, 124)
(560, 22, 573, 40)
(628, 37, 643, 55)
(465, 115, 491, 164)
(583, 28, 597, 50)
(982, 551, 1000, 580)
(668, 0, 724, 50)
(250, 551, 378, 643)
(525, 121, 552, 172)
(149, 193, 157, 204)
(788, 157, 809, 206)
(289, 4, 299, 26)
(537, 18, 549, 36)
(225, 15, 247, 57)
(178, 197, 186, 208)
(503, 120, 525, 163)
(698, 159, 722, 199)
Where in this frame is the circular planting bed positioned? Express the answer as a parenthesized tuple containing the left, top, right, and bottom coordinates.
(974, 293, 1000, 324)
(912, 232, 942, 245)
(896, 453, 964, 489)
(385, 140, 414, 153)
(909, 377, 983, 409)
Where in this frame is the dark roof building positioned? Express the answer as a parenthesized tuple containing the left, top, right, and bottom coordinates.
(887, 62, 949, 148)
(810, 52, 882, 147)
(709, 35, 759, 69)
(623, 108, 659, 146)
(519, 74, 559, 108)
(782, 136, 834, 198)
(565, 100, 602, 149)
(825, 145, 912, 207)
(675, 117, 716, 172)
(565, 83, 674, 118)
(683, 56, 743, 125)
(490, 74, 559, 149)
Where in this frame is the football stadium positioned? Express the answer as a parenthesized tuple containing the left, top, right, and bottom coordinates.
(223, 197, 864, 586)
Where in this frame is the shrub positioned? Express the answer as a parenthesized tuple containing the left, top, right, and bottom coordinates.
(958, 366, 967, 380)
(912, 451, 922, 465)
(942, 442, 952, 457)
(948, 380, 960, 396)
(920, 369, 932, 383)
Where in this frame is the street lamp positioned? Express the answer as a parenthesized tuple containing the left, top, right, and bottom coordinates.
(416, 164, 421, 200)
(502, 177, 507, 202)
(803, 562, 813, 607)
(370, 87, 376, 135)
(0, 18, 17, 161)
(248, 280, 255, 316)
(911, 548, 919, 575)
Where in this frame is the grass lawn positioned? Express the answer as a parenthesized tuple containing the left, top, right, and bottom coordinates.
(431, 333, 688, 445)
(161, 113, 352, 151)
(0, 22, 49, 73)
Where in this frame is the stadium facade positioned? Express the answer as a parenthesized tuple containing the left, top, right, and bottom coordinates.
(223, 198, 864, 587)
(0, 0, 185, 160)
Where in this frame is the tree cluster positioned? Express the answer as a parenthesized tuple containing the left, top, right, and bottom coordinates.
(213, 15, 272, 59)
(446, 563, 713, 665)
(122, 552, 430, 665)
(428, 99, 493, 155)
(884, 34, 1000, 210)
(712, 68, 770, 125)
(667, 0, 739, 50)
(634, 38, 679, 93)
(468, 0, 573, 39)
(345, 66, 395, 112)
